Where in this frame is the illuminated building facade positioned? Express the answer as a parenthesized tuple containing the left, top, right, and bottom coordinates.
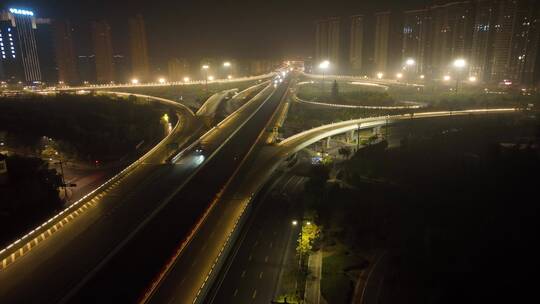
(0, 8, 42, 83)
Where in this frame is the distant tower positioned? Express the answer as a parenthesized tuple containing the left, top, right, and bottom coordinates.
(315, 17, 341, 67)
(168, 58, 189, 82)
(469, 0, 498, 82)
(349, 15, 364, 74)
(374, 12, 390, 73)
(490, 0, 540, 85)
(402, 9, 430, 75)
(52, 20, 78, 84)
(129, 14, 150, 81)
(91, 20, 114, 83)
(0, 8, 42, 83)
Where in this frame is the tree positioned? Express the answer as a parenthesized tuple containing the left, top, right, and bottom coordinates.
(331, 80, 339, 100)
(297, 222, 320, 255)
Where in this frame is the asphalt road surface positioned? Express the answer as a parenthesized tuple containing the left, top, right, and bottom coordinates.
(61, 79, 290, 303)
(205, 174, 306, 304)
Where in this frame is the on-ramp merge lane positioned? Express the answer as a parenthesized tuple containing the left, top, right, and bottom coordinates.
(64, 79, 291, 303)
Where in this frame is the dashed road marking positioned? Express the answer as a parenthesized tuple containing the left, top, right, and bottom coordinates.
(252, 289, 257, 299)
(241, 270, 246, 278)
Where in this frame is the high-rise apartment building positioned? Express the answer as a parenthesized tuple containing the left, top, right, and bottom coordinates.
(0, 8, 42, 83)
(168, 58, 189, 81)
(374, 11, 403, 75)
(91, 20, 114, 83)
(128, 14, 149, 81)
(349, 15, 364, 74)
(491, 0, 539, 84)
(429, 1, 474, 76)
(470, 0, 498, 81)
(52, 20, 78, 84)
(315, 17, 341, 68)
(402, 9, 431, 75)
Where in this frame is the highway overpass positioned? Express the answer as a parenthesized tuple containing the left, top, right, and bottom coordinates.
(0, 81, 283, 303)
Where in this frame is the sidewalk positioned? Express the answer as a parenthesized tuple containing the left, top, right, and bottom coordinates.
(304, 250, 327, 304)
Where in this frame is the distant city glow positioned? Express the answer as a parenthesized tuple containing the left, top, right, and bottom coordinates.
(9, 8, 34, 16)
(443, 75, 451, 81)
(318, 60, 330, 70)
(453, 58, 467, 68)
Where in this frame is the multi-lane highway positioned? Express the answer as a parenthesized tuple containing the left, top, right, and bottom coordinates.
(0, 82, 281, 303)
(0, 93, 203, 302)
(59, 78, 290, 303)
(206, 173, 306, 304)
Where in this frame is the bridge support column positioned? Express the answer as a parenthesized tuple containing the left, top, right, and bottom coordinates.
(347, 130, 355, 144)
(326, 136, 331, 149)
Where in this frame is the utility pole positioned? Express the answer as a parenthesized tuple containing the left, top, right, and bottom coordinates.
(55, 160, 77, 203)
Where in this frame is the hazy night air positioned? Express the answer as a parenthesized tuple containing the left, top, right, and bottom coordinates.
(1, 0, 539, 303)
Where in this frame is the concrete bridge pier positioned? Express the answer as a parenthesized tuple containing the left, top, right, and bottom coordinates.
(346, 130, 355, 144)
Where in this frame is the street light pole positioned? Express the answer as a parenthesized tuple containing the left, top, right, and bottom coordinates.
(202, 65, 209, 92)
(318, 60, 330, 98)
(453, 58, 466, 94)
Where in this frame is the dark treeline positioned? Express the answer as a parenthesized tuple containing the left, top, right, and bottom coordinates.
(0, 156, 63, 247)
(0, 93, 167, 162)
(304, 115, 540, 303)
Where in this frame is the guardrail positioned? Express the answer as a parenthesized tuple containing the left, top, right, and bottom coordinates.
(53, 73, 275, 92)
(170, 83, 274, 163)
(302, 72, 424, 87)
(139, 81, 280, 304)
(292, 92, 424, 110)
(0, 93, 185, 271)
(279, 108, 519, 149)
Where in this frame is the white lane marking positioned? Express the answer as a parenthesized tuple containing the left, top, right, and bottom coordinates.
(252, 289, 257, 299)
(233, 289, 238, 297)
(241, 270, 246, 278)
(259, 271, 263, 279)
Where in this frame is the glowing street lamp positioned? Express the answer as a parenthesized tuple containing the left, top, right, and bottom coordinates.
(292, 220, 298, 226)
(452, 58, 467, 93)
(405, 58, 416, 66)
(318, 60, 330, 95)
(158, 77, 166, 84)
(223, 61, 231, 68)
(202, 65, 210, 91)
(469, 76, 477, 82)
(453, 58, 467, 69)
(227, 75, 232, 80)
(377, 72, 384, 79)
(183, 77, 190, 82)
(420, 74, 425, 79)
(396, 73, 403, 79)
(131, 78, 139, 85)
(443, 75, 451, 81)
(208, 75, 214, 81)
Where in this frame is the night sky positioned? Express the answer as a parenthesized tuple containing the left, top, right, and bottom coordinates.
(5, 0, 429, 64)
